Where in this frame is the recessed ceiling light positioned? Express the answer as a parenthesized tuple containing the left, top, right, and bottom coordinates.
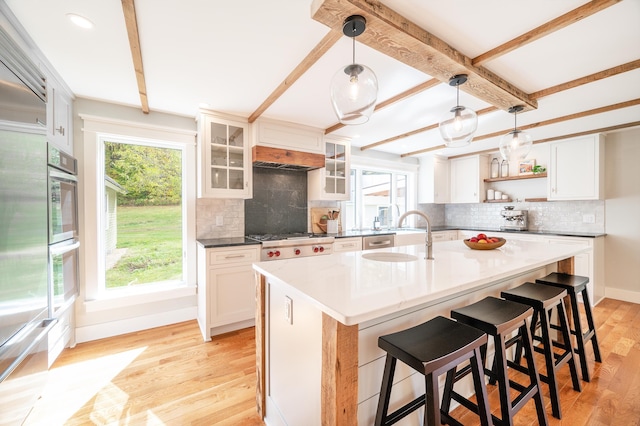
(67, 13, 94, 29)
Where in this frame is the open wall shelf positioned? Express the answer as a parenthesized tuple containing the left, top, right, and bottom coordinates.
(484, 172, 547, 183)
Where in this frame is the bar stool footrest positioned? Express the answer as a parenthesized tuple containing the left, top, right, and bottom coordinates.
(380, 394, 425, 426)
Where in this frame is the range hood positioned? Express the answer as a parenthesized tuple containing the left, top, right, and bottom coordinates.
(252, 146, 325, 171)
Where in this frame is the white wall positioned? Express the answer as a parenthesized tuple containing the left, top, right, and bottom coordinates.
(604, 128, 640, 303)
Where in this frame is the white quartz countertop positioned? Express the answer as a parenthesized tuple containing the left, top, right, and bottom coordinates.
(252, 239, 589, 326)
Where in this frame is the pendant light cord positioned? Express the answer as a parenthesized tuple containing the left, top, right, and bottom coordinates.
(514, 109, 518, 132)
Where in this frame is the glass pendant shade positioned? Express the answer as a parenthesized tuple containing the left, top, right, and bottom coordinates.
(439, 105, 478, 147)
(330, 62, 378, 125)
(499, 105, 532, 161)
(499, 129, 533, 161)
(439, 74, 477, 147)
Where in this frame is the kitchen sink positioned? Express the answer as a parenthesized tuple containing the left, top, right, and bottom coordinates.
(361, 252, 418, 262)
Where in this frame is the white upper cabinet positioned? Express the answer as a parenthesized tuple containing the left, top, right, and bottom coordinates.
(418, 155, 449, 204)
(308, 136, 351, 201)
(548, 134, 604, 201)
(40, 60, 73, 154)
(252, 118, 323, 154)
(197, 111, 252, 199)
(450, 154, 488, 203)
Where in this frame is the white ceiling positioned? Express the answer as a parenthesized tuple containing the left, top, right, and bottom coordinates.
(5, 0, 640, 159)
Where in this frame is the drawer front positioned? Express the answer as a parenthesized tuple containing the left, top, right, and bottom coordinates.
(208, 247, 259, 266)
(335, 237, 362, 253)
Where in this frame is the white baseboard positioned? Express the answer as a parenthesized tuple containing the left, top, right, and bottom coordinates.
(75, 307, 197, 344)
(604, 287, 640, 305)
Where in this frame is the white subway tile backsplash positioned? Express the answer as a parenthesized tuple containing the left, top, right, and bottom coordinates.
(196, 198, 245, 239)
(444, 200, 605, 233)
(197, 196, 604, 241)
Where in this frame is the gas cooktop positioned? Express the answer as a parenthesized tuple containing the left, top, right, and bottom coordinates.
(247, 233, 324, 242)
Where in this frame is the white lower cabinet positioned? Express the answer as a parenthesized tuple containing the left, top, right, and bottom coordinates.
(432, 230, 457, 242)
(334, 237, 362, 253)
(394, 231, 425, 247)
(47, 303, 75, 367)
(394, 230, 456, 246)
(197, 244, 260, 340)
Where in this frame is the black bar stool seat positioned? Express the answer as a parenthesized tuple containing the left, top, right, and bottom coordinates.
(535, 272, 602, 382)
(501, 282, 581, 419)
(444, 296, 548, 426)
(375, 316, 492, 426)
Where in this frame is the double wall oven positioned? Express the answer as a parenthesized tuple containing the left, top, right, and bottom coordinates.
(47, 145, 79, 316)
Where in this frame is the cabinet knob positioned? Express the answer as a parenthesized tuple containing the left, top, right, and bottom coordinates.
(56, 126, 65, 136)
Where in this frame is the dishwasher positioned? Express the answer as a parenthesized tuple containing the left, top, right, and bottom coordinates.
(362, 234, 395, 250)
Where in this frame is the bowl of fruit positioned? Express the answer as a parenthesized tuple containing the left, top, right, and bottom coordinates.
(463, 233, 506, 250)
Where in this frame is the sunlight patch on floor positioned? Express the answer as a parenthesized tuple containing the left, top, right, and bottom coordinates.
(24, 346, 147, 425)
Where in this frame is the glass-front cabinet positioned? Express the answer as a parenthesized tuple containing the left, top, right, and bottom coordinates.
(197, 111, 251, 198)
(308, 136, 350, 201)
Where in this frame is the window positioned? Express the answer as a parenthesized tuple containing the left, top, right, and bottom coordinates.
(80, 114, 196, 305)
(344, 167, 412, 230)
(103, 139, 184, 290)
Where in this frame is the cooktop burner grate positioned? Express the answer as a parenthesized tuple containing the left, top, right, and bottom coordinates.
(247, 233, 319, 242)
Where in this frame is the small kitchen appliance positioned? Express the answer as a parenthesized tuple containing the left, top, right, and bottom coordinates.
(500, 206, 528, 231)
(247, 233, 334, 261)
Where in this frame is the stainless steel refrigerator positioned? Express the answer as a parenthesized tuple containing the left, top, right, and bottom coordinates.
(0, 29, 56, 425)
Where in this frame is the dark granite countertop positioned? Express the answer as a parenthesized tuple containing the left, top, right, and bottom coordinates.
(330, 227, 605, 239)
(334, 230, 397, 238)
(197, 237, 262, 248)
(450, 227, 606, 238)
(197, 228, 605, 248)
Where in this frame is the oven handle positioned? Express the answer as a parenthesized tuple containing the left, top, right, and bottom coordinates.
(49, 168, 78, 182)
(50, 240, 80, 255)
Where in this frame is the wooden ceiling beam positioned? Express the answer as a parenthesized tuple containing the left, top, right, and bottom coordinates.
(311, 0, 537, 113)
(121, 0, 149, 114)
(529, 59, 640, 99)
(447, 121, 640, 160)
(368, 59, 639, 153)
(400, 98, 640, 157)
(472, 0, 622, 66)
(248, 29, 343, 123)
(360, 106, 497, 151)
(328, 1, 622, 135)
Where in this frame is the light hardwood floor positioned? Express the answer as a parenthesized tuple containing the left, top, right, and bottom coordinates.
(25, 298, 640, 425)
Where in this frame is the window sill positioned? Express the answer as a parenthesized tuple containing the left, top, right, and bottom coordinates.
(84, 283, 196, 312)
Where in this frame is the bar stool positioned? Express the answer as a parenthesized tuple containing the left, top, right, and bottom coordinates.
(443, 296, 548, 426)
(535, 272, 602, 382)
(375, 316, 492, 426)
(500, 282, 581, 419)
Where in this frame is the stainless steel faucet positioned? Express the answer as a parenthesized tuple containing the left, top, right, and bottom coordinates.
(397, 210, 434, 260)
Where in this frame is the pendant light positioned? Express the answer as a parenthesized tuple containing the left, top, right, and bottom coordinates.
(438, 74, 478, 147)
(330, 15, 378, 125)
(499, 105, 532, 161)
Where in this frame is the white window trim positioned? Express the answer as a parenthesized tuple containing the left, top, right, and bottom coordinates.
(79, 114, 197, 308)
(346, 157, 418, 230)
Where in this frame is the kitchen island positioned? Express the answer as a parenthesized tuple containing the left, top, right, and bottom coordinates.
(252, 239, 589, 425)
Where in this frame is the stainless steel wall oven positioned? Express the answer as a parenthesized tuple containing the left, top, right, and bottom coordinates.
(47, 145, 79, 316)
(47, 145, 78, 244)
(48, 239, 79, 316)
